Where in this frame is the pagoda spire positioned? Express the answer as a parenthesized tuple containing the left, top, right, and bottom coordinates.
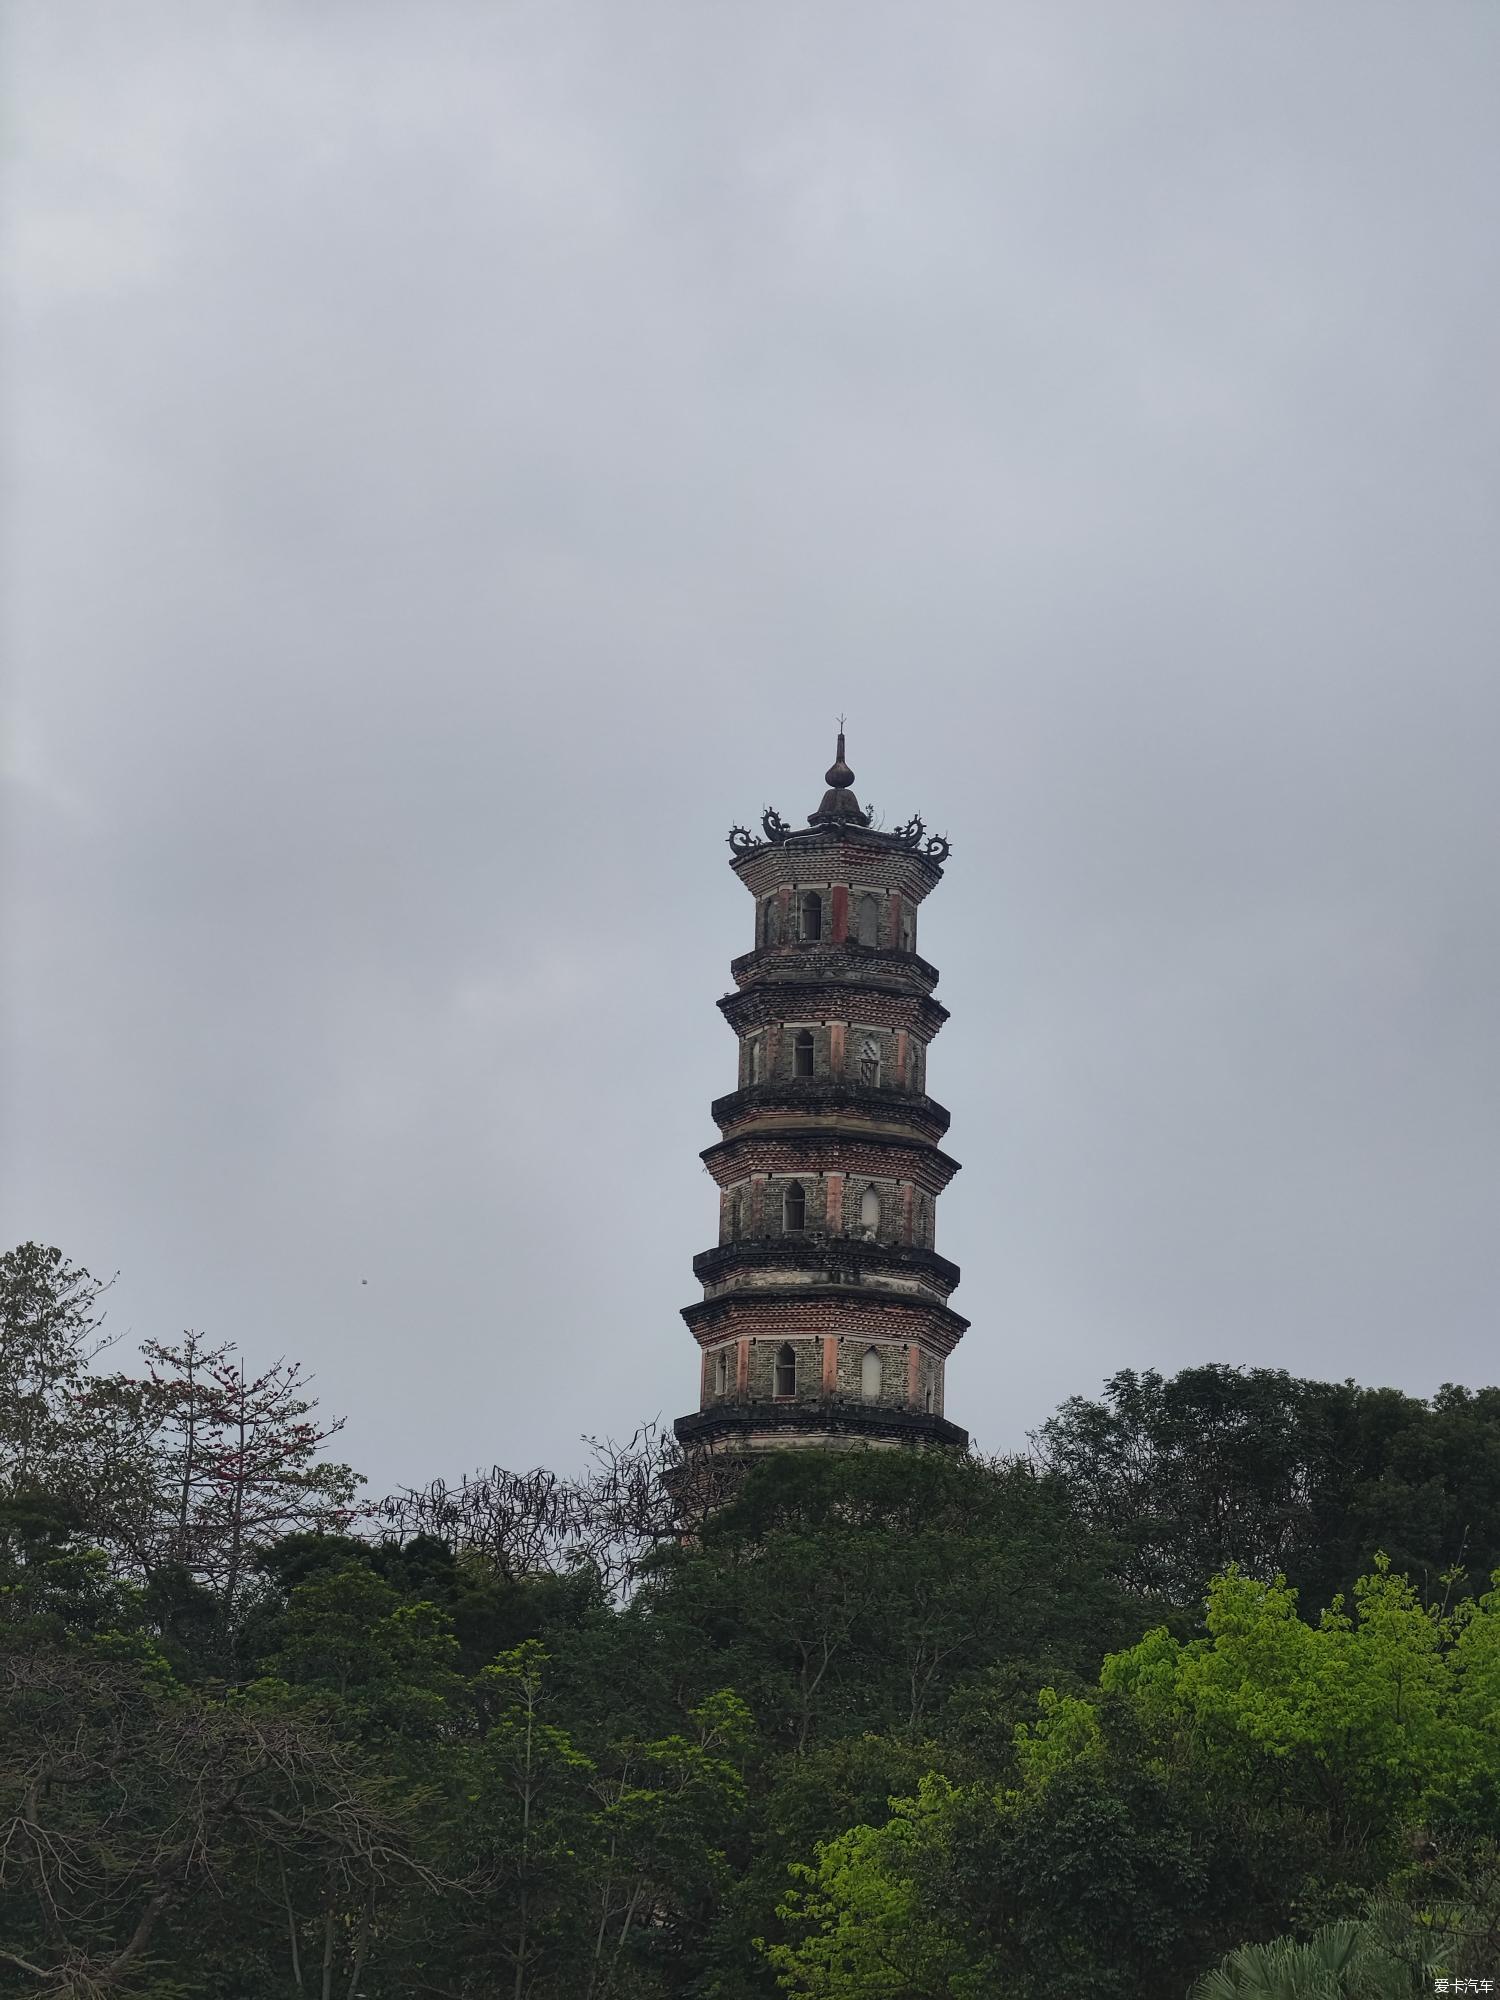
(809, 722, 870, 828)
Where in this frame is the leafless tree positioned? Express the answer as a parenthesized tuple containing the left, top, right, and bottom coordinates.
(0, 1649, 441, 1997)
(379, 1423, 744, 1596)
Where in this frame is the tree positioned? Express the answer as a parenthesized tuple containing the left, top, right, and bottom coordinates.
(1094, 1562, 1467, 1864)
(766, 1760, 1235, 2000)
(1032, 1364, 1500, 1610)
(0, 1645, 438, 1997)
(0, 1248, 363, 1663)
(1032, 1365, 1346, 1603)
(129, 1336, 360, 1649)
(255, 1558, 466, 1743)
(464, 1642, 601, 2000)
(1360, 1848, 1500, 1985)
(0, 1485, 140, 1643)
(635, 1450, 1135, 1755)
(380, 1422, 744, 1600)
(581, 1689, 751, 1999)
(1190, 1922, 1424, 1999)
(766, 1556, 1500, 2000)
(0, 1244, 113, 1489)
(764, 1778, 980, 1999)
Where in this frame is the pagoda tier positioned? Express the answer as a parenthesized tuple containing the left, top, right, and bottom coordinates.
(674, 734, 970, 1457)
(711, 1081, 952, 1144)
(728, 944, 943, 995)
(701, 1130, 961, 1196)
(720, 983, 949, 1038)
(684, 1288, 968, 1357)
(692, 1235, 962, 1297)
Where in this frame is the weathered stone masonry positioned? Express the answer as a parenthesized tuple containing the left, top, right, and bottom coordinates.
(674, 735, 969, 1456)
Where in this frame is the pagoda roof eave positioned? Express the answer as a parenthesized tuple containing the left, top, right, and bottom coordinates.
(700, 1131, 962, 1184)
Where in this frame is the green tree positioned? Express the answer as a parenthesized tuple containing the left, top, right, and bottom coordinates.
(464, 1641, 601, 2000)
(1095, 1562, 1467, 1863)
(0, 1485, 140, 1642)
(582, 1690, 752, 1999)
(1034, 1365, 1500, 1612)
(0, 1244, 112, 1488)
(637, 1450, 1134, 1755)
(254, 1557, 466, 1741)
(765, 1777, 980, 1999)
(766, 1760, 1225, 1999)
(1191, 1921, 1424, 1999)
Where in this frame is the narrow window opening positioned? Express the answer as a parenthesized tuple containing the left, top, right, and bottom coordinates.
(793, 1029, 815, 1079)
(775, 1343, 797, 1397)
(714, 1350, 729, 1395)
(856, 892, 880, 947)
(859, 1186, 880, 1236)
(782, 1181, 806, 1232)
(765, 900, 782, 946)
(748, 1034, 764, 1084)
(861, 1346, 881, 1401)
(900, 913, 914, 952)
(859, 1037, 881, 1087)
(800, 891, 823, 941)
(924, 1383, 934, 1414)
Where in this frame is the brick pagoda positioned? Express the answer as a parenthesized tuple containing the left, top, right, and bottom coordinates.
(674, 734, 969, 1455)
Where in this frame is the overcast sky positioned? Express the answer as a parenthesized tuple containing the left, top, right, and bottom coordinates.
(4, 1, 1498, 1500)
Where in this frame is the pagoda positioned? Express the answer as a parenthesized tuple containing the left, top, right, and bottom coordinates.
(673, 734, 969, 1455)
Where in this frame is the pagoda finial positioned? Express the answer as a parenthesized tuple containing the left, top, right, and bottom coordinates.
(810, 721, 868, 826)
(824, 720, 856, 790)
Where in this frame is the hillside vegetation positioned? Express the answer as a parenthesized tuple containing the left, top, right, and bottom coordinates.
(2, 1241, 1499, 1998)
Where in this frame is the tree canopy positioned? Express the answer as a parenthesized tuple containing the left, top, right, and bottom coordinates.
(2, 1239, 1498, 1997)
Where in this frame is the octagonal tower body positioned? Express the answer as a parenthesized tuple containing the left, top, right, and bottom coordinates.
(674, 738, 968, 1456)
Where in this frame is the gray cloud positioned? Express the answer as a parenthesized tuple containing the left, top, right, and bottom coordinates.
(4, 0, 1498, 1492)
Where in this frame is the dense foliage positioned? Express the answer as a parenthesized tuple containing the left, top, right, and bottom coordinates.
(2, 1241, 1498, 1997)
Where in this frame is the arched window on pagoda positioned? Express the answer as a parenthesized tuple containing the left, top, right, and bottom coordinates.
(859, 1185, 880, 1236)
(924, 1382, 935, 1414)
(859, 1037, 881, 1087)
(763, 899, 781, 946)
(856, 892, 880, 947)
(800, 891, 823, 941)
(782, 1181, 806, 1232)
(861, 1346, 881, 1400)
(748, 1034, 764, 1084)
(793, 1029, 815, 1078)
(714, 1350, 730, 1395)
(774, 1343, 797, 1397)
